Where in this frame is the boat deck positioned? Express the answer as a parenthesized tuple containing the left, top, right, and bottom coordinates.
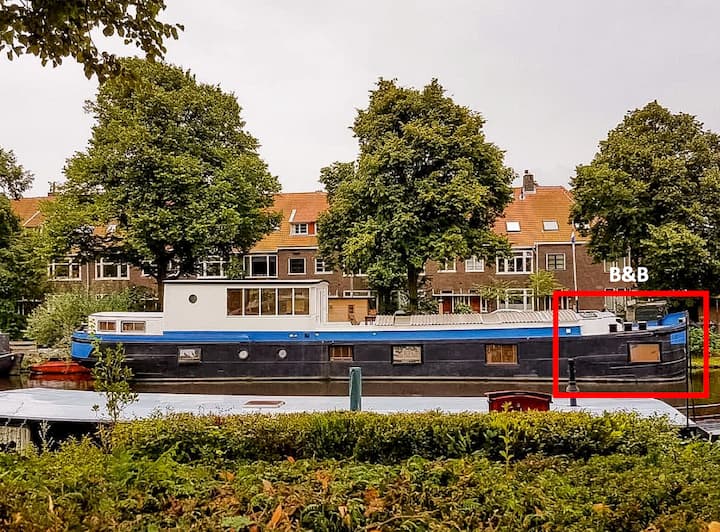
(0, 388, 692, 425)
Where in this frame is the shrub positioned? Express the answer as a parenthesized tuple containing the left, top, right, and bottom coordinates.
(26, 287, 150, 347)
(112, 410, 677, 465)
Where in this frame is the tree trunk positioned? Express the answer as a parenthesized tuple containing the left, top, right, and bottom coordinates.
(155, 259, 167, 311)
(407, 264, 419, 314)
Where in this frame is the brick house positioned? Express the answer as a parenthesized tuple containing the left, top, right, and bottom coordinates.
(10, 173, 629, 321)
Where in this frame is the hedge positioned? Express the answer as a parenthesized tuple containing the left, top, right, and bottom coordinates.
(111, 410, 678, 464)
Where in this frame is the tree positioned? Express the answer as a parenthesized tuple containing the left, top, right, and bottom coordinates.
(527, 270, 564, 311)
(318, 79, 513, 313)
(43, 58, 281, 305)
(0, 0, 182, 81)
(571, 101, 720, 298)
(0, 196, 47, 338)
(0, 147, 33, 199)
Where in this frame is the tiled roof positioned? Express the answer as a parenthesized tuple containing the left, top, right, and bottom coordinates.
(9, 196, 53, 228)
(10, 185, 583, 251)
(493, 186, 585, 247)
(250, 192, 328, 252)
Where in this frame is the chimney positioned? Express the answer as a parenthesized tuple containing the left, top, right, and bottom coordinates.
(522, 170, 536, 194)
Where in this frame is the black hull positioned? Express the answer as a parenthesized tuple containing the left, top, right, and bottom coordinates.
(73, 326, 688, 383)
(0, 352, 19, 377)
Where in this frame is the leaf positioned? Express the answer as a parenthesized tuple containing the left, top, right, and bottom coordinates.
(286, 456, 295, 463)
(268, 504, 284, 529)
(708, 522, 720, 532)
(219, 471, 236, 482)
(48, 494, 54, 514)
(220, 516, 254, 529)
(262, 479, 274, 494)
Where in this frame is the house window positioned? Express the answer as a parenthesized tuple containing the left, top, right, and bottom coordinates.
(343, 267, 366, 277)
(315, 259, 332, 274)
(288, 258, 306, 275)
(392, 345, 422, 364)
(501, 288, 534, 310)
(199, 256, 226, 278)
(121, 321, 146, 332)
(629, 343, 661, 363)
(95, 258, 130, 280)
(543, 220, 559, 231)
(603, 257, 631, 273)
(485, 344, 518, 364)
(244, 255, 277, 278)
(291, 223, 309, 235)
(49, 257, 81, 280)
(497, 250, 533, 274)
(141, 260, 180, 278)
(330, 345, 353, 361)
(438, 260, 456, 272)
(506, 221, 521, 232)
(465, 256, 484, 272)
(546, 253, 566, 271)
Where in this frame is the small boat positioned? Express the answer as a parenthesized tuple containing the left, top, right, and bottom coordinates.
(70, 280, 689, 383)
(30, 360, 91, 375)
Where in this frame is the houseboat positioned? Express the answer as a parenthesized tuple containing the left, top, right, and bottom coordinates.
(71, 280, 689, 382)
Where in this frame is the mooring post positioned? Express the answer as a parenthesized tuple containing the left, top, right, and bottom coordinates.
(566, 358, 579, 407)
(349, 366, 362, 411)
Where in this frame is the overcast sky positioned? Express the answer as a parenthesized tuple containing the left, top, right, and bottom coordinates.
(2, 0, 720, 197)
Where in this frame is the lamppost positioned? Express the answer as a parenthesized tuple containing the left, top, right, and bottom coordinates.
(571, 231, 578, 311)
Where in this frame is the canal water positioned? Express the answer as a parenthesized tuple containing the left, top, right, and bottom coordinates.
(1, 370, 716, 410)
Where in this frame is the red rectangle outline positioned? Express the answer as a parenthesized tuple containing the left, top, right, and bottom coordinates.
(552, 290, 709, 399)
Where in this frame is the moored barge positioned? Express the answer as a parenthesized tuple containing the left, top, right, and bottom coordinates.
(70, 280, 688, 382)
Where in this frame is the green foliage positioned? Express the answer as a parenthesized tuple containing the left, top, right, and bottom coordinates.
(452, 301, 473, 314)
(0, 146, 32, 199)
(43, 58, 281, 304)
(476, 277, 517, 304)
(112, 410, 677, 465)
(527, 270, 564, 311)
(689, 326, 720, 361)
(318, 78, 513, 312)
(0, 0, 183, 81)
(91, 338, 137, 427)
(1, 414, 719, 530)
(0, 196, 47, 338)
(571, 101, 720, 294)
(26, 288, 146, 347)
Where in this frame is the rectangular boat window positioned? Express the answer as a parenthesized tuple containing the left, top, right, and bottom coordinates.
(278, 288, 293, 315)
(97, 320, 116, 332)
(261, 288, 277, 315)
(178, 347, 201, 364)
(629, 343, 661, 363)
(244, 288, 260, 315)
(294, 288, 310, 315)
(330, 345, 353, 361)
(486, 344, 518, 364)
(121, 321, 146, 332)
(392, 345, 422, 364)
(227, 289, 243, 315)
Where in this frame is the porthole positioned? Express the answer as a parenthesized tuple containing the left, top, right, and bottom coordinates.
(238, 350, 249, 360)
(277, 349, 288, 360)
(188, 294, 198, 304)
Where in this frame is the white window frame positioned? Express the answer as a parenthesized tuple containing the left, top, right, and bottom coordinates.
(464, 256, 484, 272)
(291, 223, 309, 235)
(288, 257, 306, 275)
(315, 258, 332, 274)
(543, 220, 559, 231)
(198, 256, 227, 278)
(506, 221, 521, 232)
(546, 253, 566, 271)
(244, 255, 278, 278)
(95, 258, 130, 280)
(49, 256, 81, 281)
(497, 250, 533, 274)
(603, 256, 631, 273)
(500, 288, 534, 310)
(438, 260, 456, 272)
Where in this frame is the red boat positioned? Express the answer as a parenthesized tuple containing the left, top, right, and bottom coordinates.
(30, 360, 91, 375)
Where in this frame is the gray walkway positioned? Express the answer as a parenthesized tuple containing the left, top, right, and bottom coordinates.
(0, 388, 691, 425)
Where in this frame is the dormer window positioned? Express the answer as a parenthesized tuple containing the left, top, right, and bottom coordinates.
(506, 221, 521, 232)
(543, 220, 559, 231)
(291, 223, 309, 235)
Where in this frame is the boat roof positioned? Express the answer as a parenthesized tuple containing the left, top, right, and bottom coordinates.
(374, 309, 581, 326)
